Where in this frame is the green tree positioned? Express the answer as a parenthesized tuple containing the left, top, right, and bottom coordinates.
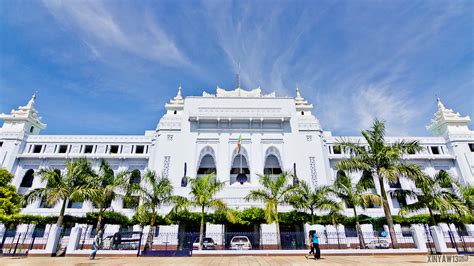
(23, 158, 97, 227)
(90, 160, 130, 235)
(331, 170, 381, 248)
(288, 180, 336, 225)
(184, 173, 234, 250)
(0, 168, 21, 215)
(129, 170, 183, 250)
(245, 172, 297, 248)
(336, 119, 424, 248)
(399, 170, 469, 225)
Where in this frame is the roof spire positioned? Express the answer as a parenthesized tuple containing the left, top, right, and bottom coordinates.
(27, 92, 37, 108)
(235, 62, 241, 89)
(437, 96, 445, 111)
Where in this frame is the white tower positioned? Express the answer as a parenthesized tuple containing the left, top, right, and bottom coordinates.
(0, 94, 46, 135)
(427, 97, 473, 185)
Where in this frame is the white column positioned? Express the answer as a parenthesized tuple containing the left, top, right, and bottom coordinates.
(45, 225, 62, 256)
(261, 223, 278, 248)
(156, 225, 179, 246)
(465, 224, 474, 236)
(430, 226, 449, 253)
(66, 226, 82, 253)
(206, 223, 224, 247)
(361, 224, 375, 243)
(410, 224, 427, 252)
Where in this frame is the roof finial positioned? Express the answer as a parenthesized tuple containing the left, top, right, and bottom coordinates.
(235, 62, 241, 89)
(175, 82, 183, 100)
(27, 92, 37, 108)
(436, 96, 445, 111)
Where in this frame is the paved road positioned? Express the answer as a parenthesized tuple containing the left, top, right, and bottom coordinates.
(1, 255, 471, 265)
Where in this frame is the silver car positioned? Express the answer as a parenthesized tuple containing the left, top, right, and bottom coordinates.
(230, 236, 252, 250)
(365, 239, 390, 249)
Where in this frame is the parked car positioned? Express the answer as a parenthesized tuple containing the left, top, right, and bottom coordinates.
(365, 239, 390, 249)
(230, 236, 252, 250)
(193, 237, 216, 250)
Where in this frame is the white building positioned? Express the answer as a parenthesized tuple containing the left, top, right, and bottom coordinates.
(0, 85, 473, 218)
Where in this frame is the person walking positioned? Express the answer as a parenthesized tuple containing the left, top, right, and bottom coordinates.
(312, 231, 321, 259)
(305, 230, 321, 259)
(89, 230, 102, 260)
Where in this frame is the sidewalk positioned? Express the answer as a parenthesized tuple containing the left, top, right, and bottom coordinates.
(1, 255, 471, 265)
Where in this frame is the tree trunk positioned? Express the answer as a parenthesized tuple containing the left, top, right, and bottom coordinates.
(275, 205, 281, 249)
(378, 175, 398, 249)
(96, 208, 104, 237)
(354, 207, 366, 249)
(56, 199, 67, 228)
(428, 208, 436, 226)
(199, 205, 205, 250)
(145, 209, 156, 251)
(310, 207, 315, 225)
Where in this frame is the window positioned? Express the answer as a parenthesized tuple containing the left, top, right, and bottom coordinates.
(173, 110, 177, 115)
(123, 196, 139, 209)
(263, 154, 282, 175)
(469, 143, 474, 152)
(67, 201, 83, 209)
(58, 145, 68, 153)
(333, 145, 342, 154)
(39, 197, 54, 208)
(430, 146, 440, 155)
(33, 145, 42, 153)
(301, 111, 304, 115)
(20, 169, 34, 188)
(109, 145, 119, 154)
(0, 141, 3, 148)
(401, 226, 412, 237)
(135, 145, 145, 154)
(167, 135, 174, 141)
(389, 180, 402, 189)
(30, 126, 34, 133)
(197, 155, 217, 175)
(84, 145, 94, 154)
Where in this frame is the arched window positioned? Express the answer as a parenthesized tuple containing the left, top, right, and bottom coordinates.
(264, 154, 282, 175)
(20, 169, 34, 188)
(130, 169, 141, 184)
(230, 155, 250, 175)
(30, 126, 34, 133)
(301, 111, 304, 115)
(173, 110, 177, 115)
(197, 154, 216, 175)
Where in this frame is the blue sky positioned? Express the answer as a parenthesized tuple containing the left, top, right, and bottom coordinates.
(0, 0, 472, 136)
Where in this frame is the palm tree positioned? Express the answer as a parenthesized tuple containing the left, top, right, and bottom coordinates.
(336, 119, 424, 248)
(129, 170, 183, 250)
(245, 172, 297, 248)
(90, 159, 130, 235)
(331, 170, 381, 249)
(288, 180, 337, 225)
(326, 201, 344, 248)
(399, 170, 469, 225)
(185, 173, 234, 250)
(24, 158, 97, 227)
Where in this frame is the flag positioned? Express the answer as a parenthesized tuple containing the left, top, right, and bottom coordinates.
(237, 134, 242, 154)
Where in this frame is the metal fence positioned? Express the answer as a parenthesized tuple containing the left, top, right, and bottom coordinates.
(144, 230, 415, 251)
(1, 228, 50, 256)
(442, 229, 474, 255)
(78, 230, 144, 252)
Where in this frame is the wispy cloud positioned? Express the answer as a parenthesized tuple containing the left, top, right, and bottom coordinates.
(42, 0, 190, 67)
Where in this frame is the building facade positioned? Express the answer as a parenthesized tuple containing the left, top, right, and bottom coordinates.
(1, 86, 473, 218)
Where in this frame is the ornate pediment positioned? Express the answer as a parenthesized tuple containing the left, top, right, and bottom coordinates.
(202, 87, 275, 98)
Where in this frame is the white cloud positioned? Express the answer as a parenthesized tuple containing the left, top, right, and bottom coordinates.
(42, 0, 190, 67)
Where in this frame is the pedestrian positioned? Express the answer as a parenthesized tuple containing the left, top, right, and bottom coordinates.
(90, 230, 102, 260)
(312, 231, 320, 259)
(305, 230, 315, 259)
